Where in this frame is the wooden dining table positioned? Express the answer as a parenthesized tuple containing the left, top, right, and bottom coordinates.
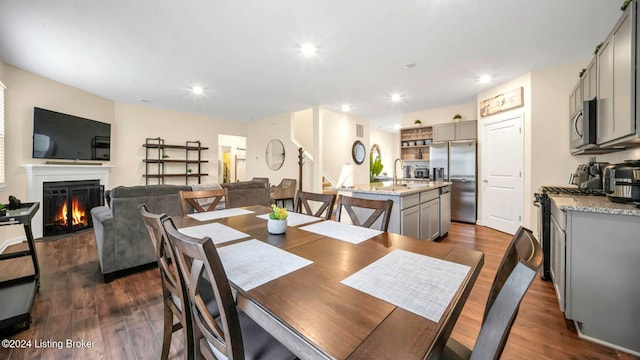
(173, 205, 484, 360)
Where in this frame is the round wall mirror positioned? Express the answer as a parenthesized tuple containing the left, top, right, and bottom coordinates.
(265, 139, 285, 170)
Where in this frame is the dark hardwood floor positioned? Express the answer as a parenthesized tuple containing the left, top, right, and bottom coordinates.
(0, 224, 636, 359)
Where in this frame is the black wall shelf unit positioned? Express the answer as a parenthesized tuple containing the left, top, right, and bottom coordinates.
(143, 137, 209, 185)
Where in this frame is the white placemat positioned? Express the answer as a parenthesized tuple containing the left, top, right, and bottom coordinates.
(178, 222, 249, 244)
(341, 249, 471, 322)
(300, 220, 382, 244)
(187, 208, 254, 221)
(256, 212, 323, 227)
(218, 239, 313, 291)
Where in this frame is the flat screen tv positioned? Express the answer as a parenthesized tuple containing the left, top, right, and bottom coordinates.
(32, 107, 111, 161)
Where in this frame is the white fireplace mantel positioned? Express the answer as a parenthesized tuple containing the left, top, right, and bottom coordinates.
(21, 164, 113, 239)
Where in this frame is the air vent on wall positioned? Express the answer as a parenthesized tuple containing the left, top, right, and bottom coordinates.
(356, 124, 364, 138)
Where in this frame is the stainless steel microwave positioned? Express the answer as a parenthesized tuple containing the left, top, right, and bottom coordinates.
(570, 99, 597, 150)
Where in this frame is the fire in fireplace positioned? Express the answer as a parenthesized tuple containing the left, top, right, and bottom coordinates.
(43, 180, 104, 236)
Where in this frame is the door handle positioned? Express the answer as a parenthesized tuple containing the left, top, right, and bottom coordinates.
(482, 179, 488, 183)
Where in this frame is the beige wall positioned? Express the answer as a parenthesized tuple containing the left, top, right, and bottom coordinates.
(0, 65, 246, 250)
(370, 128, 399, 179)
(531, 61, 586, 191)
(1, 65, 115, 249)
(476, 73, 532, 231)
(292, 108, 313, 151)
(403, 102, 477, 127)
(246, 112, 302, 188)
(113, 102, 245, 186)
(321, 109, 370, 185)
(0, 58, 5, 84)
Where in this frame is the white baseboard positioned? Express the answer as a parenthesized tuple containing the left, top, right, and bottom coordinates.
(574, 320, 640, 357)
(0, 236, 27, 254)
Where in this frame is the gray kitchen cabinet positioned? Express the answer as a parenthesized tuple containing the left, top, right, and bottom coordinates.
(401, 205, 420, 239)
(597, 5, 634, 145)
(455, 120, 477, 140)
(581, 57, 597, 102)
(433, 120, 477, 142)
(420, 198, 440, 241)
(569, 81, 581, 118)
(549, 205, 566, 313)
(439, 187, 451, 236)
(549, 198, 640, 354)
(433, 123, 455, 142)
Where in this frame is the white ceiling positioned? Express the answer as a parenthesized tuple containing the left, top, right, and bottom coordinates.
(0, 0, 624, 132)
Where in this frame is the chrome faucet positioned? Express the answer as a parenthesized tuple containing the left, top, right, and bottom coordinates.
(393, 158, 403, 185)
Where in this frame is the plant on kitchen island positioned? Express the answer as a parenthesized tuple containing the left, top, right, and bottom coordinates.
(369, 144, 384, 182)
(622, 0, 631, 11)
(453, 114, 462, 120)
(414, 119, 422, 125)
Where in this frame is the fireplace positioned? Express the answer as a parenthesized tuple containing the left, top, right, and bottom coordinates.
(42, 180, 104, 236)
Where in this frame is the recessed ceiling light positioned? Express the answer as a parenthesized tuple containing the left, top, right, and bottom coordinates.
(478, 74, 492, 84)
(341, 104, 351, 112)
(391, 94, 402, 102)
(300, 43, 317, 56)
(192, 86, 204, 95)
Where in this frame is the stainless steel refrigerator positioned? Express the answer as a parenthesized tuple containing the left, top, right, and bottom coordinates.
(429, 140, 477, 223)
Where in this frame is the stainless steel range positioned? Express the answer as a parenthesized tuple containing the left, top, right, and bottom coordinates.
(533, 185, 604, 281)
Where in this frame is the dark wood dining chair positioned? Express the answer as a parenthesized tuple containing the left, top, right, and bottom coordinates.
(335, 195, 393, 231)
(161, 217, 297, 360)
(294, 190, 337, 220)
(179, 189, 227, 216)
(139, 203, 194, 360)
(440, 226, 542, 360)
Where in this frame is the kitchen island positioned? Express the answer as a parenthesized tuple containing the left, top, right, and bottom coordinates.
(333, 181, 451, 240)
(548, 194, 640, 356)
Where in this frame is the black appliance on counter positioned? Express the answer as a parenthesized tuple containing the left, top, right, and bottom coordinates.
(414, 167, 429, 178)
(534, 186, 605, 281)
(603, 160, 640, 203)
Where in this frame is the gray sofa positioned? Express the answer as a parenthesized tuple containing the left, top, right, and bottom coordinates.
(91, 184, 191, 282)
(221, 178, 271, 208)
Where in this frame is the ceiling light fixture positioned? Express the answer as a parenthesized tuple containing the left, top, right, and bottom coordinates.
(341, 104, 351, 112)
(300, 43, 317, 56)
(192, 86, 204, 95)
(478, 74, 492, 84)
(391, 94, 402, 102)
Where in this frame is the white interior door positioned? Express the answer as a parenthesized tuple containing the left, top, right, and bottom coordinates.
(481, 113, 524, 235)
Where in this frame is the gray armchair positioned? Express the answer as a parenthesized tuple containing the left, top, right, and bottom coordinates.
(91, 184, 191, 282)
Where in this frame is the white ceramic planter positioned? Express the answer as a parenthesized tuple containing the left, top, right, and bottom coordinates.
(267, 218, 287, 234)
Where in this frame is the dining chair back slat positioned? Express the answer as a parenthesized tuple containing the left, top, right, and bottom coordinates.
(441, 226, 542, 360)
(294, 191, 337, 220)
(139, 204, 193, 360)
(179, 189, 227, 216)
(162, 216, 243, 360)
(335, 195, 393, 231)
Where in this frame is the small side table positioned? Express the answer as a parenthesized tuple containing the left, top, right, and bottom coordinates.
(0, 202, 40, 331)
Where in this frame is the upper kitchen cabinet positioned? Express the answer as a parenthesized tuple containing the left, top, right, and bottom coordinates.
(597, 2, 636, 146)
(582, 57, 597, 102)
(569, 81, 582, 119)
(433, 120, 477, 142)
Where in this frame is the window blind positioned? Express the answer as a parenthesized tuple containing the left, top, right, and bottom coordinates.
(0, 81, 5, 184)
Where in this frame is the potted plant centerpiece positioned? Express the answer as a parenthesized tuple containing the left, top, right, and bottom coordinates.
(267, 204, 288, 234)
(453, 114, 462, 122)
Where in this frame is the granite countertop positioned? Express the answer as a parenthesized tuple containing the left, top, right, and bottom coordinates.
(329, 181, 451, 196)
(549, 194, 640, 217)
